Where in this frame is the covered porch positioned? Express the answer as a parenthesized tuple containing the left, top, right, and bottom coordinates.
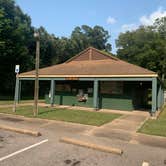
(15, 76, 164, 114)
(16, 47, 164, 115)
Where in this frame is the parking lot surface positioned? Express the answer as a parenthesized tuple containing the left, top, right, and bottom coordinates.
(0, 114, 166, 166)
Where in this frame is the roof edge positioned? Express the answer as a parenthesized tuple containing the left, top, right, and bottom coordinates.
(90, 47, 119, 61)
(19, 74, 158, 78)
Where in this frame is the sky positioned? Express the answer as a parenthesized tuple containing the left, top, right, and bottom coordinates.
(16, 0, 166, 53)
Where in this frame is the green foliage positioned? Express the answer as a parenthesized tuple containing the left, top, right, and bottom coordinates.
(0, 0, 34, 94)
(52, 25, 112, 64)
(71, 25, 111, 53)
(116, 18, 166, 87)
(0, 0, 112, 95)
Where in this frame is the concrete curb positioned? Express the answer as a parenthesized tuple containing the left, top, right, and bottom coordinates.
(0, 124, 41, 137)
(60, 137, 123, 155)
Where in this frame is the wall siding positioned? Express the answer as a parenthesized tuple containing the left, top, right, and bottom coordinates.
(99, 94, 133, 111)
(45, 81, 151, 111)
(45, 93, 133, 111)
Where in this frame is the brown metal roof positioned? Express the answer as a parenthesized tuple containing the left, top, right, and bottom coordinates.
(19, 47, 157, 78)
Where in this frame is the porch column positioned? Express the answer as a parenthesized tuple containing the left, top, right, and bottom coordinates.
(161, 88, 164, 105)
(50, 79, 55, 107)
(157, 83, 162, 109)
(152, 77, 157, 114)
(93, 80, 99, 110)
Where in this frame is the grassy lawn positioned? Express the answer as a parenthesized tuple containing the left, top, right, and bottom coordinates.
(0, 106, 121, 126)
(139, 106, 166, 137)
(0, 100, 44, 105)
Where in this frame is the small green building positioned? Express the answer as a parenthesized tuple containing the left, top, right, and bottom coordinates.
(18, 47, 164, 114)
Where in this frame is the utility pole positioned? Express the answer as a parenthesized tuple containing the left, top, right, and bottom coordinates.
(33, 31, 40, 116)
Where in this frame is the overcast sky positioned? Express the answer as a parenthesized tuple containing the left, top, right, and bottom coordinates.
(16, 0, 166, 53)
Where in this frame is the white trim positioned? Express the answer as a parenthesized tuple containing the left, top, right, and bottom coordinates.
(19, 74, 158, 78)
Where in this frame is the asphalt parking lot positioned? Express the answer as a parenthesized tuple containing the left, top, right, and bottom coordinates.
(0, 115, 166, 166)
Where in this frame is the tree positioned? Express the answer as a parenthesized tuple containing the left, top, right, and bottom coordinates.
(0, 0, 112, 97)
(0, 0, 34, 94)
(51, 25, 112, 64)
(37, 26, 56, 67)
(71, 25, 111, 53)
(153, 17, 166, 83)
(116, 19, 166, 87)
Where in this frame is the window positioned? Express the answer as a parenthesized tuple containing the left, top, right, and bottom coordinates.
(100, 81, 123, 95)
(56, 84, 71, 92)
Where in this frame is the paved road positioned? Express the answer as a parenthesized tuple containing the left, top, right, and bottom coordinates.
(0, 114, 166, 166)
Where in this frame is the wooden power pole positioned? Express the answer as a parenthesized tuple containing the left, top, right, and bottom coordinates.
(33, 31, 40, 116)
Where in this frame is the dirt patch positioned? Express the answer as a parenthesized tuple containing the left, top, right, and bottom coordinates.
(72, 160, 81, 166)
(64, 159, 81, 166)
(0, 136, 4, 142)
(64, 159, 72, 164)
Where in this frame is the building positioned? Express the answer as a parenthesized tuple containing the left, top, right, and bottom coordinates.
(17, 47, 164, 114)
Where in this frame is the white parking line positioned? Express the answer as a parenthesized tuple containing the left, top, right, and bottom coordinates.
(0, 139, 48, 162)
(142, 161, 149, 166)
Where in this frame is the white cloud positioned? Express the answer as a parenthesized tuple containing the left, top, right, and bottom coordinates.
(140, 7, 166, 26)
(107, 16, 116, 25)
(120, 7, 166, 32)
(121, 23, 138, 32)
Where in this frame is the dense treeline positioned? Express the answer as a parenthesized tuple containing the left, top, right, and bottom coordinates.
(116, 17, 166, 87)
(1, 0, 166, 98)
(0, 0, 111, 96)
(0, 0, 34, 95)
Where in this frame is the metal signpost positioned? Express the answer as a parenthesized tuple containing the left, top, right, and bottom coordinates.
(13, 65, 20, 112)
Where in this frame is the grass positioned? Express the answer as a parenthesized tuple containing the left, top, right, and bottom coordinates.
(0, 106, 121, 126)
(0, 100, 44, 105)
(139, 106, 166, 137)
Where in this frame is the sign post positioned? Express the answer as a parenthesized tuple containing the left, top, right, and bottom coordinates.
(13, 65, 20, 112)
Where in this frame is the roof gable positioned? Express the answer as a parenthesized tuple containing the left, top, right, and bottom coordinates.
(66, 47, 118, 63)
(19, 47, 157, 78)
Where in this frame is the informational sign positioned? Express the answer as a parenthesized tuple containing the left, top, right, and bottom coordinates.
(65, 77, 79, 80)
(15, 65, 20, 74)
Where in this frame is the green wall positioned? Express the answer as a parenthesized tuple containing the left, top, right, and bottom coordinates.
(99, 94, 133, 110)
(45, 92, 134, 111)
(45, 81, 151, 111)
(45, 92, 93, 108)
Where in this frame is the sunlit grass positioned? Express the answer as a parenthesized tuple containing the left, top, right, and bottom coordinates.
(0, 106, 121, 126)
